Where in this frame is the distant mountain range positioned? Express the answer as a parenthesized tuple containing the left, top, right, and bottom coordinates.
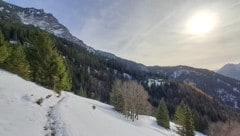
(217, 63, 240, 81)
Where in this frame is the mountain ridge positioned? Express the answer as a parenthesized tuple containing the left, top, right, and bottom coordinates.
(0, 0, 89, 48)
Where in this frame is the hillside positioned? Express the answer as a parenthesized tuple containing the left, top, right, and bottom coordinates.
(149, 66, 240, 109)
(0, 69, 207, 136)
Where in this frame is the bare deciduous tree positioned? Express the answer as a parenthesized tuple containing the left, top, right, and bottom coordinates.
(120, 80, 152, 121)
(208, 119, 240, 136)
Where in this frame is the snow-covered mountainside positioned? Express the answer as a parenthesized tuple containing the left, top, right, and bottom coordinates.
(0, 69, 205, 136)
(217, 63, 240, 81)
(0, 1, 88, 48)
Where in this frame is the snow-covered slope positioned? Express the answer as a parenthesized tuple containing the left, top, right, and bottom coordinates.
(0, 69, 61, 136)
(0, 69, 205, 136)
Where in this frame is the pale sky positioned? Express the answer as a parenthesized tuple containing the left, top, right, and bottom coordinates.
(5, 0, 240, 70)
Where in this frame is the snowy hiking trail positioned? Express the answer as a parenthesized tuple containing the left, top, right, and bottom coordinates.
(0, 69, 206, 136)
(45, 97, 66, 136)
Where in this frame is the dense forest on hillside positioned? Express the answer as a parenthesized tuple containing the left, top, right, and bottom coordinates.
(0, 21, 72, 92)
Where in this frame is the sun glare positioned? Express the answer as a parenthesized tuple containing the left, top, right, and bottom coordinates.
(186, 11, 217, 35)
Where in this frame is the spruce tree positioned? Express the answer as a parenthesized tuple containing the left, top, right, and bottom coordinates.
(174, 102, 195, 136)
(110, 79, 124, 112)
(50, 51, 72, 92)
(174, 102, 186, 125)
(174, 102, 186, 136)
(79, 87, 87, 97)
(185, 105, 194, 136)
(26, 32, 72, 92)
(157, 98, 170, 129)
(0, 32, 10, 63)
(4, 45, 30, 79)
(192, 110, 201, 131)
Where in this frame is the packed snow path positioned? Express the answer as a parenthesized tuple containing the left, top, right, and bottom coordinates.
(0, 69, 205, 136)
(0, 69, 61, 136)
(45, 97, 66, 136)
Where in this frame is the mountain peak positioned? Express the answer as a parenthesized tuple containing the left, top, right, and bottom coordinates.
(0, 0, 88, 48)
(217, 63, 240, 80)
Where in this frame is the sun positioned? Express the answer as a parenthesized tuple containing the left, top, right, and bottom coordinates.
(186, 11, 217, 35)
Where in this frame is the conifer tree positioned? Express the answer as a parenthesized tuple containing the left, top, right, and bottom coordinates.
(0, 32, 10, 63)
(110, 79, 124, 112)
(157, 98, 170, 129)
(185, 105, 194, 136)
(50, 51, 72, 92)
(174, 102, 194, 136)
(175, 102, 186, 125)
(4, 45, 30, 79)
(26, 32, 72, 92)
(79, 86, 87, 97)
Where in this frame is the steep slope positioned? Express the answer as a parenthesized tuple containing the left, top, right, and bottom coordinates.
(149, 66, 240, 109)
(0, 69, 207, 136)
(217, 63, 240, 81)
(0, 69, 61, 136)
(0, 0, 87, 47)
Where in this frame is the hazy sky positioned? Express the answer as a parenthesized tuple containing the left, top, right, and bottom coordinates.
(5, 0, 240, 70)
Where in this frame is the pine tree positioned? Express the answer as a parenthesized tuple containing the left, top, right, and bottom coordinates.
(175, 102, 186, 125)
(110, 79, 124, 112)
(0, 32, 10, 63)
(4, 45, 30, 79)
(185, 105, 194, 136)
(79, 86, 87, 97)
(50, 51, 72, 92)
(174, 102, 187, 136)
(193, 109, 202, 132)
(157, 98, 170, 129)
(26, 32, 72, 92)
(174, 102, 195, 136)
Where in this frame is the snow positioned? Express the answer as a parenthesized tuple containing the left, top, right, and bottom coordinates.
(17, 12, 63, 38)
(216, 88, 237, 103)
(171, 69, 202, 79)
(51, 92, 179, 136)
(114, 69, 118, 75)
(53, 29, 64, 35)
(233, 87, 240, 93)
(86, 46, 96, 53)
(234, 101, 239, 109)
(9, 40, 18, 44)
(123, 73, 132, 79)
(0, 69, 206, 136)
(36, 11, 41, 15)
(0, 69, 61, 136)
(147, 78, 164, 87)
(0, 7, 4, 12)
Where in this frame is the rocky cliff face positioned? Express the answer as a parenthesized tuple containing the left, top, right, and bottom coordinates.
(0, 1, 87, 47)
